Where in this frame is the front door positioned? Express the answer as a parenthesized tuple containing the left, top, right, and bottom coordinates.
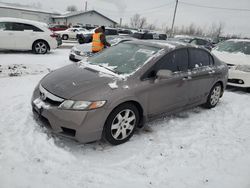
(139, 48, 192, 117)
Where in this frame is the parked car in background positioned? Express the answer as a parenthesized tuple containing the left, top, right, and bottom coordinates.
(131, 32, 154, 40)
(118, 29, 133, 35)
(173, 35, 214, 50)
(55, 28, 88, 40)
(212, 39, 250, 89)
(105, 27, 118, 35)
(49, 24, 68, 32)
(0, 17, 58, 54)
(70, 35, 135, 62)
(152, 32, 167, 40)
(32, 40, 228, 145)
(76, 27, 118, 44)
(189, 38, 214, 51)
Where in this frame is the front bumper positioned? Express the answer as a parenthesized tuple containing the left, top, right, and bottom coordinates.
(228, 69, 250, 88)
(31, 86, 107, 143)
(69, 52, 83, 62)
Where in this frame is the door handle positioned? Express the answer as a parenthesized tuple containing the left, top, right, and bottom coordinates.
(182, 76, 192, 81)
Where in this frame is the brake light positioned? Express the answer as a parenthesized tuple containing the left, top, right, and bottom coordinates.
(50, 33, 58, 38)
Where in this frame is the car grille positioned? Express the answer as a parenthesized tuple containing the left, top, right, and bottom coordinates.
(39, 84, 64, 106)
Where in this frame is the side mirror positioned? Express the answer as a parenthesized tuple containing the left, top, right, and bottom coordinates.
(156, 69, 173, 80)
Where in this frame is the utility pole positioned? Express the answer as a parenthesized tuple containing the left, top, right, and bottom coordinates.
(170, 0, 179, 37)
(85, 1, 88, 11)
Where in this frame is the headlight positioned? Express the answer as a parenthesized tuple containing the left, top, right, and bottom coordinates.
(235, 65, 250, 72)
(58, 100, 106, 110)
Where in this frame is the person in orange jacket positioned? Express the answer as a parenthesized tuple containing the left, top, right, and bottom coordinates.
(92, 26, 111, 53)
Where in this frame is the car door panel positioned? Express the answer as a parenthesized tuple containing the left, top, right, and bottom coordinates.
(0, 22, 15, 49)
(139, 48, 191, 117)
(187, 48, 217, 104)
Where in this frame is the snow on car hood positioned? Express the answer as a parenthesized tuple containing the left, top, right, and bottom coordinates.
(41, 64, 116, 99)
(212, 50, 250, 65)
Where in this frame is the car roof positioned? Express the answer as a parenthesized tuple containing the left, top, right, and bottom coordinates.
(124, 39, 200, 51)
(0, 17, 48, 28)
(227, 39, 250, 43)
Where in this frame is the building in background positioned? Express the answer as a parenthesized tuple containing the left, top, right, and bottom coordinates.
(0, 2, 117, 27)
(52, 10, 117, 28)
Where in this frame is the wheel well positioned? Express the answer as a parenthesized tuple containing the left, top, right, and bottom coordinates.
(112, 101, 144, 128)
(216, 81, 224, 97)
(32, 39, 50, 50)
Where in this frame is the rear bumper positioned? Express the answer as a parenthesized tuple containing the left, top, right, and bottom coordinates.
(48, 39, 58, 49)
(228, 69, 250, 88)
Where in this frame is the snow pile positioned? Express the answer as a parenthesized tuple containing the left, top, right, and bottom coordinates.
(1, 49, 250, 188)
(0, 64, 50, 77)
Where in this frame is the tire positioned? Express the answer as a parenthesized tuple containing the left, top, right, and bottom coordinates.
(103, 103, 140, 145)
(62, 34, 69, 40)
(204, 83, 222, 109)
(32, 40, 49, 54)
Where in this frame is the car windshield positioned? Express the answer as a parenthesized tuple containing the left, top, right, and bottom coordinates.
(87, 43, 160, 75)
(215, 40, 250, 55)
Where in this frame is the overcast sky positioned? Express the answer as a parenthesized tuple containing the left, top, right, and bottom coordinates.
(1, 0, 250, 37)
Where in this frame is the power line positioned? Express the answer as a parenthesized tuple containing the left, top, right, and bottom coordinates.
(179, 1, 250, 12)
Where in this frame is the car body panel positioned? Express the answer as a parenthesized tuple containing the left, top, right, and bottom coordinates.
(32, 40, 228, 143)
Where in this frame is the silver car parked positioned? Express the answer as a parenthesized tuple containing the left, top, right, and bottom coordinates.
(32, 40, 228, 145)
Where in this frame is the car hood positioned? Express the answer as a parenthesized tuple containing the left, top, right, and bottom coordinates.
(41, 64, 118, 100)
(212, 50, 250, 65)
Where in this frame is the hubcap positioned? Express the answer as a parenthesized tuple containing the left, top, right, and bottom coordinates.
(35, 42, 47, 54)
(111, 109, 136, 140)
(210, 86, 221, 106)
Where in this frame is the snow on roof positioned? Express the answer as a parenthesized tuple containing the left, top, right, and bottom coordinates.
(0, 2, 60, 15)
(52, 10, 117, 24)
(227, 39, 250, 43)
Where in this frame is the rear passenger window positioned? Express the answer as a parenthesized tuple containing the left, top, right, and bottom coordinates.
(189, 49, 210, 69)
(172, 49, 189, 72)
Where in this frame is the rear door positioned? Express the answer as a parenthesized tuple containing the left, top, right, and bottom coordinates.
(13, 23, 43, 50)
(0, 22, 15, 49)
(187, 48, 216, 104)
(140, 48, 191, 116)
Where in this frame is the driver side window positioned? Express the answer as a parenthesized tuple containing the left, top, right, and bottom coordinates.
(143, 49, 189, 79)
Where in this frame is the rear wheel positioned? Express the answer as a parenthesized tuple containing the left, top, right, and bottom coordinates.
(103, 103, 139, 145)
(204, 83, 222, 108)
(62, 34, 69, 40)
(32, 41, 48, 54)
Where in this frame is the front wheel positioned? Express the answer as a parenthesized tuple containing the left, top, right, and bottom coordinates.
(103, 103, 139, 145)
(204, 83, 222, 108)
(32, 41, 48, 54)
(62, 34, 69, 40)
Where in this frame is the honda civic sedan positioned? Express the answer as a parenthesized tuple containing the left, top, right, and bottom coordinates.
(32, 40, 228, 145)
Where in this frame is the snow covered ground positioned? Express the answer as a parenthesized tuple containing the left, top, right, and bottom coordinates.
(0, 49, 250, 188)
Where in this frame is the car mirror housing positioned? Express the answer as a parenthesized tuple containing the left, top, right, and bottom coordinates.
(156, 69, 173, 80)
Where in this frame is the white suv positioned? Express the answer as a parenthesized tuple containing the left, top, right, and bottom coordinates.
(0, 17, 58, 54)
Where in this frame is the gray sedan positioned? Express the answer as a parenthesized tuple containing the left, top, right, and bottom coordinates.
(32, 40, 228, 145)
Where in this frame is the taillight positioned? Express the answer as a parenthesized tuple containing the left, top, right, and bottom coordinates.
(50, 33, 58, 38)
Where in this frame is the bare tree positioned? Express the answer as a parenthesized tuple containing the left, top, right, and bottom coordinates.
(146, 23, 156, 30)
(66, 5, 78, 12)
(130, 14, 147, 29)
